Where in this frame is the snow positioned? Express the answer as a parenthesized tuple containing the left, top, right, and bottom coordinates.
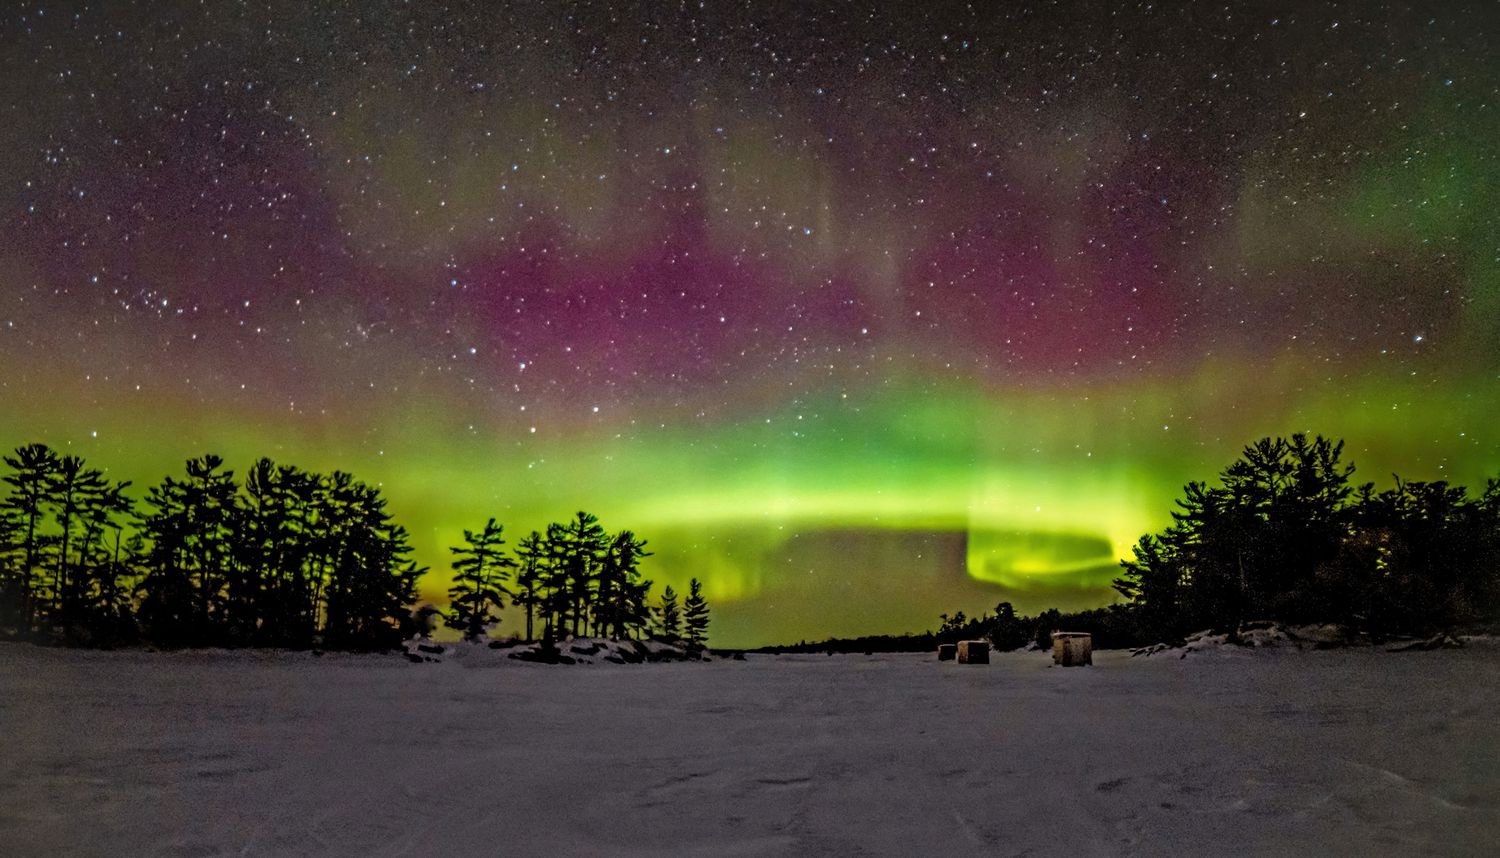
(2, 642, 1498, 856)
(403, 636, 704, 665)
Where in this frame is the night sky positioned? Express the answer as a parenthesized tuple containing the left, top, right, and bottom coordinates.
(2, 1, 1496, 646)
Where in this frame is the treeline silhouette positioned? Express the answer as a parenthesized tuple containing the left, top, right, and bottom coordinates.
(442, 512, 710, 650)
(8, 433, 1491, 654)
(0, 443, 710, 652)
(752, 602, 1070, 655)
(0, 444, 425, 649)
(762, 435, 1500, 654)
(1114, 434, 1500, 642)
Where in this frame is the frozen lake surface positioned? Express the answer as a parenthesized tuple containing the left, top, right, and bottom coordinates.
(3, 641, 1497, 856)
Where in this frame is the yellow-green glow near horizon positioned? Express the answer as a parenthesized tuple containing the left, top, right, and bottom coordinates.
(8, 370, 1496, 645)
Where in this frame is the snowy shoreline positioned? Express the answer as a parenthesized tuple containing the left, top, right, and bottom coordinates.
(3, 641, 1498, 856)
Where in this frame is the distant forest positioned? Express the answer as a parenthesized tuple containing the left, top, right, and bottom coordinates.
(0, 444, 708, 652)
(443, 512, 709, 649)
(760, 435, 1500, 654)
(5, 435, 1496, 655)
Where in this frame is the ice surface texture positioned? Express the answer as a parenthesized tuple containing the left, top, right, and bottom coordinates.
(2, 642, 1497, 856)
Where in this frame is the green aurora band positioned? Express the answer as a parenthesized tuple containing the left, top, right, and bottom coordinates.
(7, 366, 1496, 646)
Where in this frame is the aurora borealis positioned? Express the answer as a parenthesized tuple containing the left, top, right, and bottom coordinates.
(2, 2, 1496, 646)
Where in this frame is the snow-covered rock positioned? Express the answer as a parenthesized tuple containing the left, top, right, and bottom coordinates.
(1131, 642, 1174, 658)
(1387, 633, 1465, 652)
(398, 635, 710, 666)
(1238, 622, 1292, 648)
(401, 635, 446, 663)
(1179, 629, 1232, 657)
(1137, 622, 1314, 658)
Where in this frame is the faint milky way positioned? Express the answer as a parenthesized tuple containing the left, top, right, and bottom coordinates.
(1, 1, 1496, 644)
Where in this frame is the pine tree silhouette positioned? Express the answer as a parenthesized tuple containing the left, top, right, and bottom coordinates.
(0, 504, 19, 635)
(512, 530, 546, 642)
(241, 459, 304, 646)
(1, 444, 59, 634)
(318, 476, 425, 651)
(658, 584, 680, 640)
(445, 518, 515, 641)
(47, 455, 109, 636)
(595, 530, 652, 639)
(71, 478, 134, 644)
(549, 511, 605, 638)
(138, 467, 198, 647)
(682, 577, 710, 651)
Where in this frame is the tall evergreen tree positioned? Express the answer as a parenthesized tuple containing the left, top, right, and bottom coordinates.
(595, 530, 652, 639)
(1113, 533, 1182, 634)
(137, 456, 240, 645)
(306, 471, 358, 639)
(1220, 434, 1353, 622)
(137, 470, 197, 647)
(538, 523, 568, 642)
(445, 518, 515, 641)
(547, 511, 606, 639)
(1, 444, 60, 633)
(512, 530, 546, 642)
(319, 477, 425, 651)
(658, 584, 680, 640)
(682, 577, 710, 650)
(0, 510, 18, 635)
(70, 478, 134, 643)
(46, 455, 109, 636)
(239, 459, 306, 646)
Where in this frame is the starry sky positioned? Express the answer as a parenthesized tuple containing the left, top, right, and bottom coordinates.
(2, 1, 1497, 646)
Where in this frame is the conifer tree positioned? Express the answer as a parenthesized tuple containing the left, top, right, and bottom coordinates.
(138, 470, 192, 647)
(316, 475, 425, 651)
(239, 458, 313, 646)
(46, 455, 109, 636)
(445, 518, 515, 641)
(0, 511, 18, 634)
(682, 577, 710, 650)
(658, 584, 680, 639)
(549, 511, 605, 638)
(595, 530, 652, 639)
(1, 443, 60, 632)
(71, 478, 134, 642)
(512, 530, 546, 642)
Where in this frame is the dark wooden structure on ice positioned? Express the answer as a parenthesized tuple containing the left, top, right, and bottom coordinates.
(1052, 632, 1092, 666)
(957, 640, 990, 664)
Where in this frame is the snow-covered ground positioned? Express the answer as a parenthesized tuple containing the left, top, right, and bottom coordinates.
(2, 642, 1497, 856)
